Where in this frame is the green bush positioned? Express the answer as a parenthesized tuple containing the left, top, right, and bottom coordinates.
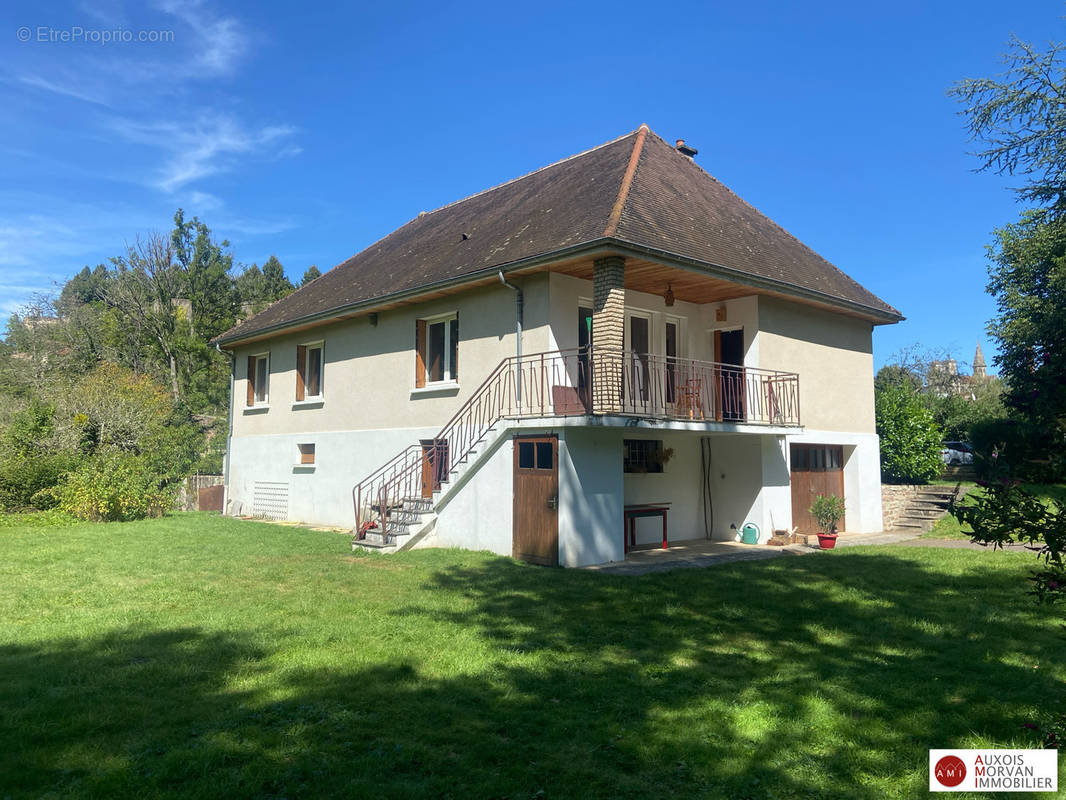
(969, 417, 1066, 482)
(53, 454, 175, 522)
(810, 494, 846, 533)
(0, 452, 77, 511)
(876, 385, 943, 484)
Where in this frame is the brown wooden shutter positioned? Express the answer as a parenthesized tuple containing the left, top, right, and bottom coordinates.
(296, 345, 307, 401)
(247, 355, 256, 406)
(415, 319, 427, 388)
(450, 316, 458, 380)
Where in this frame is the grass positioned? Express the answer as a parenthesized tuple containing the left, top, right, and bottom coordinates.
(2, 513, 1064, 799)
(924, 483, 1066, 540)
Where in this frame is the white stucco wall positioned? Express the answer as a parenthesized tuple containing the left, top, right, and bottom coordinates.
(558, 427, 625, 567)
(757, 296, 877, 433)
(227, 426, 436, 528)
(621, 433, 706, 545)
(433, 434, 514, 556)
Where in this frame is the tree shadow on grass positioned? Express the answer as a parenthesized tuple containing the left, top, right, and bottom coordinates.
(0, 551, 1061, 799)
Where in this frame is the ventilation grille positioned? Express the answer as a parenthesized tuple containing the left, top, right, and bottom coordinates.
(252, 481, 289, 520)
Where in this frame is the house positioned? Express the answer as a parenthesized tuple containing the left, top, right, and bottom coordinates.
(213, 125, 902, 567)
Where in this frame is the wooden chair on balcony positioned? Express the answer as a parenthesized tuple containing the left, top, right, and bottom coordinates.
(675, 377, 704, 420)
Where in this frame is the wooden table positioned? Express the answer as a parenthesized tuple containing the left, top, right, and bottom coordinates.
(624, 503, 671, 553)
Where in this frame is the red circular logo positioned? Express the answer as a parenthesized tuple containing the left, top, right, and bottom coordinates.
(934, 755, 967, 787)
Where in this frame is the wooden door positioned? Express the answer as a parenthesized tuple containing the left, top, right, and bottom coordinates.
(420, 440, 449, 499)
(513, 435, 559, 565)
(790, 444, 845, 533)
(713, 329, 746, 422)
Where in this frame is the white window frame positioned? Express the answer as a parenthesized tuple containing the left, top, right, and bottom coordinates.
(424, 312, 458, 385)
(252, 352, 270, 406)
(301, 340, 325, 401)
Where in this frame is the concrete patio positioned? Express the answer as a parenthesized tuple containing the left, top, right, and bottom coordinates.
(583, 529, 925, 575)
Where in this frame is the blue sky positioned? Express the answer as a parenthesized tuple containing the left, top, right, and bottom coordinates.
(1, 1, 1062, 371)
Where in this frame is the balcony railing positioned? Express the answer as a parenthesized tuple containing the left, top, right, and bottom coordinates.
(495, 347, 800, 426)
(353, 347, 799, 539)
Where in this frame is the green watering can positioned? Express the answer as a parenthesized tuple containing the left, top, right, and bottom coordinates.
(740, 523, 760, 545)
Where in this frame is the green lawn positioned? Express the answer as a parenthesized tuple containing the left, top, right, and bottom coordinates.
(1, 514, 1063, 799)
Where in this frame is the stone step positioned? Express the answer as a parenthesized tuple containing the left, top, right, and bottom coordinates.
(352, 538, 397, 552)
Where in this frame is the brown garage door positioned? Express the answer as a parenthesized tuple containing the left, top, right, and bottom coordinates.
(790, 444, 845, 534)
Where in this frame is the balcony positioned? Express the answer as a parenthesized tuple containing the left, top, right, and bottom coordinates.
(480, 347, 801, 427)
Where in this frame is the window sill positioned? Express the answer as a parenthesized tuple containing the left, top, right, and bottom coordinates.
(410, 382, 460, 398)
(293, 464, 316, 473)
(292, 399, 325, 410)
(243, 405, 270, 414)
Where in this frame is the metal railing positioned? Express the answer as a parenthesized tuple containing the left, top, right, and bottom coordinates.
(353, 347, 800, 539)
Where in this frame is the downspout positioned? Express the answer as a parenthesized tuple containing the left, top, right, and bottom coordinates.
(215, 342, 235, 515)
(498, 271, 523, 404)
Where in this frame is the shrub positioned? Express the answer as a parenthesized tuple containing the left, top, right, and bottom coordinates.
(810, 494, 846, 533)
(0, 452, 77, 511)
(53, 454, 175, 522)
(875, 385, 943, 483)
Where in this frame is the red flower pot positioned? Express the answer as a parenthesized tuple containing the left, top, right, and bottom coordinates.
(817, 533, 838, 550)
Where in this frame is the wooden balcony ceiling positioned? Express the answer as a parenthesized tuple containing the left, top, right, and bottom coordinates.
(546, 257, 752, 305)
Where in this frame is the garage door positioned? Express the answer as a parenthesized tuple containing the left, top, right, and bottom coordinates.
(790, 444, 845, 534)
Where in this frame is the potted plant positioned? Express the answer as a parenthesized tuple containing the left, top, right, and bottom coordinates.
(809, 494, 845, 549)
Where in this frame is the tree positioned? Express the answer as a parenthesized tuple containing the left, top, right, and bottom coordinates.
(875, 385, 944, 483)
(170, 209, 236, 341)
(985, 210, 1066, 466)
(169, 210, 236, 411)
(262, 255, 294, 301)
(104, 233, 184, 399)
(951, 35, 1066, 212)
(301, 265, 321, 286)
(950, 32, 1066, 612)
(235, 256, 295, 317)
(874, 364, 921, 394)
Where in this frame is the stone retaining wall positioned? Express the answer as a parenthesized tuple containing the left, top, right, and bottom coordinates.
(881, 484, 926, 530)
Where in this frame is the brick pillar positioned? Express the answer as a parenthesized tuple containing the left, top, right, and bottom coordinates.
(592, 256, 625, 413)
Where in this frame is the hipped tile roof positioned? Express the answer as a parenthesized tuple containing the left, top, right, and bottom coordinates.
(216, 126, 899, 344)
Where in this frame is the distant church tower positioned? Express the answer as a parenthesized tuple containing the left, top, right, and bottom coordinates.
(973, 343, 987, 379)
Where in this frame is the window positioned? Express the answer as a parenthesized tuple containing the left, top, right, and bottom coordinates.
(246, 353, 269, 406)
(790, 444, 843, 472)
(416, 313, 458, 386)
(624, 439, 666, 474)
(298, 443, 315, 465)
(516, 439, 554, 470)
(296, 342, 323, 401)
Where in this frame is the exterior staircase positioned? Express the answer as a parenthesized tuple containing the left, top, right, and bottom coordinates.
(893, 486, 959, 533)
(351, 420, 506, 553)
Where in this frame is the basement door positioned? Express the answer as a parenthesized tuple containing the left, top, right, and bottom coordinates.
(790, 444, 846, 534)
(513, 435, 559, 566)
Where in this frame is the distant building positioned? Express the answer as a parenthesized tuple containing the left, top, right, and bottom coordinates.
(930, 344, 991, 399)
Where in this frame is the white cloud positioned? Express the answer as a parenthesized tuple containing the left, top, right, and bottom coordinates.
(109, 115, 298, 192)
(17, 75, 110, 107)
(153, 0, 250, 80)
